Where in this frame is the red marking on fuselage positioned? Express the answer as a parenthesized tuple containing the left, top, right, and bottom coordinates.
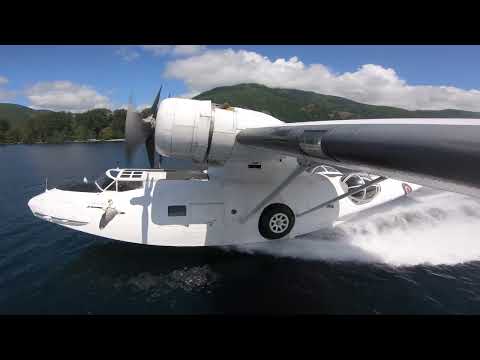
(402, 183, 412, 194)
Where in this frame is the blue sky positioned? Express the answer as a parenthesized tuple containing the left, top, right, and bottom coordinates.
(1, 45, 480, 112)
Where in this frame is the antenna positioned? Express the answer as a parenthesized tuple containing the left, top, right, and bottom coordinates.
(45, 177, 48, 192)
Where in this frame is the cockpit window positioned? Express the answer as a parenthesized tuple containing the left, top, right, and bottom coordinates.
(92, 172, 145, 192)
(117, 181, 143, 192)
(56, 182, 101, 193)
(95, 174, 115, 191)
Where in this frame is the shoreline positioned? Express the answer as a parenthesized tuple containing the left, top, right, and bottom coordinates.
(0, 138, 125, 145)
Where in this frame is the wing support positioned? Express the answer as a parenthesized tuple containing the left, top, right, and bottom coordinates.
(239, 165, 306, 224)
(297, 176, 387, 218)
(236, 119, 480, 197)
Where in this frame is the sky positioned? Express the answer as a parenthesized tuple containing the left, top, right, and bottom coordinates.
(2, 45, 480, 112)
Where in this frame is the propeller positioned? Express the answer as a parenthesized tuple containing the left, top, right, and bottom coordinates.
(125, 86, 162, 168)
(131, 173, 154, 244)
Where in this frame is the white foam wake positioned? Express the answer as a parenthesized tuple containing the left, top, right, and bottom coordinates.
(235, 190, 480, 267)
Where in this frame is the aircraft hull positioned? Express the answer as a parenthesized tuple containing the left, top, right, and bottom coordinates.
(28, 158, 420, 247)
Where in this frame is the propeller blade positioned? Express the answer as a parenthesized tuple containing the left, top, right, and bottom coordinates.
(125, 96, 151, 165)
(150, 85, 162, 120)
(141, 173, 151, 244)
(144, 87, 163, 168)
(145, 133, 155, 168)
(125, 88, 162, 168)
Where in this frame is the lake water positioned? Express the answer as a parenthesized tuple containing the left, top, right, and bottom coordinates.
(3, 142, 480, 314)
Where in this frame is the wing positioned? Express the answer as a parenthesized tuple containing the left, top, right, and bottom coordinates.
(236, 118, 480, 197)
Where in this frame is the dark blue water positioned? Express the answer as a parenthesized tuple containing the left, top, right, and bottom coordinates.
(3, 143, 480, 314)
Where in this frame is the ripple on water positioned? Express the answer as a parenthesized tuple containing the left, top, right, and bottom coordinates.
(121, 265, 220, 300)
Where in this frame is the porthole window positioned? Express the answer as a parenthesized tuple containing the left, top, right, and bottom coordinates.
(340, 173, 381, 205)
(311, 164, 343, 177)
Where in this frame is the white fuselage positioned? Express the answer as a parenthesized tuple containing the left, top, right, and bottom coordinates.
(27, 155, 420, 247)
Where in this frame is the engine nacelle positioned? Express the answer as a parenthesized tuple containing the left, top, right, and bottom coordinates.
(155, 98, 282, 164)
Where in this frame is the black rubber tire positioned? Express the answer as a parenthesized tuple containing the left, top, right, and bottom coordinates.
(258, 203, 295, 240)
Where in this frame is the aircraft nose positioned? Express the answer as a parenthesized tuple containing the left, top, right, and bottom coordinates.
(28, 189, 91, 226)
(27, 197, 34, 212)
(28, 193, 46, 216)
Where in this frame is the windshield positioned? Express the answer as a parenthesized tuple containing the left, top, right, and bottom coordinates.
(56, 174, 102, 193)
(95, 173, 116, 191)
(55, 170, 144, 193)
(93, 171, 144, 192)
(56, 181, 101, 193)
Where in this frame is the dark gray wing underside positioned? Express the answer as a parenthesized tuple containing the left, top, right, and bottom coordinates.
(236, 120, 480, 197)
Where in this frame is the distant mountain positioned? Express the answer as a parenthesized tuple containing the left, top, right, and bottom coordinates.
(0, 103, 53, 126)
(194, 83, 480, 122)
(0, 103, 38, 125)
(3, 83, 480, 127)
(2, 83, 480, 144)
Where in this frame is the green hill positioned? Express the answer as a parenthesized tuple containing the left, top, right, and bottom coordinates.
(2, 83, 480, 144)
(0, 103, 52, 126)
(0, 105, 126, 144)
(194, 83, 480, 122)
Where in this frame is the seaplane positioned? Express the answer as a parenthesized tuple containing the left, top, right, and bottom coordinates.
(27, 87, 480, 247)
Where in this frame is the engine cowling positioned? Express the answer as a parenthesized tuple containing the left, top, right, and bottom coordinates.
(155, 98, 282, 164)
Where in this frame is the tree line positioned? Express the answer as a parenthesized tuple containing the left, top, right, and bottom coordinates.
(0, 108, 152, 144)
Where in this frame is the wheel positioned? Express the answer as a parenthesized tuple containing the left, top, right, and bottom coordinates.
(258, 203, 295, 240)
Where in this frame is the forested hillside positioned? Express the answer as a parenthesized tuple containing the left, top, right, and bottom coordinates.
(2, 83, 480, 144)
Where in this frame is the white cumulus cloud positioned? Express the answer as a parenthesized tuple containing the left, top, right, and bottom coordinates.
(119, 103, 150, 111)
(116, 46, 140, 62)
(164, 48, 480, 112)
(25, 81, 112, 112)
(141, 45, 206, 57)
